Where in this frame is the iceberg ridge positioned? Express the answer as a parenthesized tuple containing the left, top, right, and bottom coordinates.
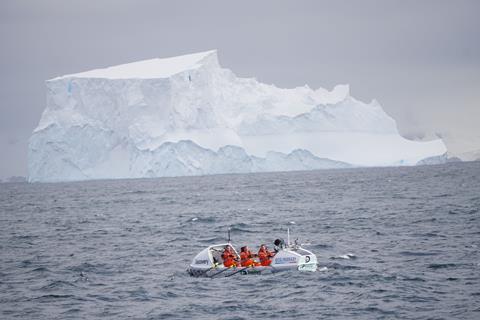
(29, 50, 446, 182)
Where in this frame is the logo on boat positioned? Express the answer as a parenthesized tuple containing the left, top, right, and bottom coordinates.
(195, 259, 209, 265)
(274, 257, 297, 264)
(305, 256, 310, 263)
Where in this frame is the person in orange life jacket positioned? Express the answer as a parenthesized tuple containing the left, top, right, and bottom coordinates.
(222, 245, 238, 268)
(257, 244, 275, 266)
(240, 246, 260, 267)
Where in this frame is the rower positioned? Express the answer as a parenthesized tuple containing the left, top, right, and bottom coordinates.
(221, 245, 237, 268)
(258, 244, 275, 266)
(240, 246, 260, 267)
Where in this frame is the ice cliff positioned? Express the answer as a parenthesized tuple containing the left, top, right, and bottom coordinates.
(29, 50, 446, 182)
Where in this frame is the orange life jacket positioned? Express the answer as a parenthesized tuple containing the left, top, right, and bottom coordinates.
(240, 250, 255, 267)
(222, 250, 237, 268)
(258, 248, 274, 266)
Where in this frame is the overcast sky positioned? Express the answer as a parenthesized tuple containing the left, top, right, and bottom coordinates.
(1, 0, 479, 179)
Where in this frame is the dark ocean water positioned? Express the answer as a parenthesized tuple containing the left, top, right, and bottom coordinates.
(1, 162, 480, 319)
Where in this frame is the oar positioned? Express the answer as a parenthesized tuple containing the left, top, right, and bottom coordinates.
(209, 267, 231, 278)
(225, 266, 249, 277)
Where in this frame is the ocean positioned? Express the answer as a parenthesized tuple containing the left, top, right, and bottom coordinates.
(1, 162, 479, 319)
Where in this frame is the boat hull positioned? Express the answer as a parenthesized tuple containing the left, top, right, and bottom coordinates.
(188, 262, 317, 278)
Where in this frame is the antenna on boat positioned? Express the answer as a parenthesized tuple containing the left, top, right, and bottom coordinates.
(227, 227, 231, 243)
(287, 227, 290, 247)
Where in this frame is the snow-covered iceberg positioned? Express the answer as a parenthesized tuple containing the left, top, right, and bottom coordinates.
(28, 50, 446, 182)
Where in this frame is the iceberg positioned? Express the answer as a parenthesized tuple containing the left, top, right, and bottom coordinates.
(28, 50, 446, 182)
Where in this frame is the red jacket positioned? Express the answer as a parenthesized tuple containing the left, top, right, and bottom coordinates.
(240, 250, 255, 267)
(222, 249, 237, 268)
(258, 248, 274, 266)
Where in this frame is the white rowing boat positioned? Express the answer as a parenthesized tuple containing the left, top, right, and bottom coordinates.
(188, 229, 317, 277)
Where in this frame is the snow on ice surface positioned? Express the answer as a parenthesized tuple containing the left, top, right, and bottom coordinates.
(51, 50, 216, 80)
(29, 50, 447, 182)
